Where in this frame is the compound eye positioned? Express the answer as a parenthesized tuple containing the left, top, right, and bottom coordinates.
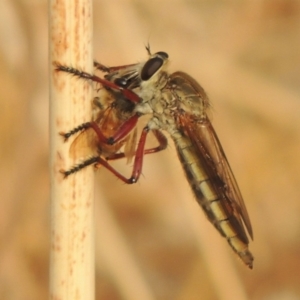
(141, 57, 163, 81)
(156, 51, 168, 59)
(114, 77, 128, 87)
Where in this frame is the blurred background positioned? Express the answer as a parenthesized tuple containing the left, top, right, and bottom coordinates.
(1, 0, 300, 299)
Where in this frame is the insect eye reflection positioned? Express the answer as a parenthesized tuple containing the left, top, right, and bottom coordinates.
(114, 77, 128, 87)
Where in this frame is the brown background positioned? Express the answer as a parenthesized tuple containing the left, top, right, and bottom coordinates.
(1, 0, 300, 299)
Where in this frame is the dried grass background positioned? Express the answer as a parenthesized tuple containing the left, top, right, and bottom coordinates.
(1, 0, 300, 299)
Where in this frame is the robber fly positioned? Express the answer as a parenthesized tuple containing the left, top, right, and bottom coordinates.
(92, 47, 254, 268)
(54, 62, 167, 181)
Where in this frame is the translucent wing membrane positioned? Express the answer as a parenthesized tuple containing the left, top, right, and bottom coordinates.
(179, 114, 252, 240)
(168, 72, 253, 267)
(69, 127, 98, 160)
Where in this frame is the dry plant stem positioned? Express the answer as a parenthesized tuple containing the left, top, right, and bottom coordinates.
(49, 0, 94, 299)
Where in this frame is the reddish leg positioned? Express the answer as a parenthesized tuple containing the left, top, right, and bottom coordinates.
(100, 113, 140, 145)
(96, 126, 151, 183)
(54, 62, 141, 103)
(94, 61, 138, 73)
(61, 113, 140, 145)
(144, 129, 168, 154)
(106, 129, 168, 160)
(61, 157, 99, 177)
(61, 155, 138, 182)
(62, 128, 167, 182)
(59, 122, 92, 140)
(93, 156, 138, 183)
(93, 61, 110, 73)
(126, 126, 149, 183)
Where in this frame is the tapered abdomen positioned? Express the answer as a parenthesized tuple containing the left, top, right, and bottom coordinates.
(172, 132, 254, 268)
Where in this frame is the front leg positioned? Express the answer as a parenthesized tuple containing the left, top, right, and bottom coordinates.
(54, 62, 141, 104)
(60, 113, 140, 146)
(94, 61, 138, 73)
(97, 125, 152, 184)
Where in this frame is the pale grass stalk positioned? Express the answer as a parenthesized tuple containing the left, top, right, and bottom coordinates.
(49, 0, 94, 299)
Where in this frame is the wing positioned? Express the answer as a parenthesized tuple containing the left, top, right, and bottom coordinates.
(172, 72, 253, 240)
(188, 117, 253, 239)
